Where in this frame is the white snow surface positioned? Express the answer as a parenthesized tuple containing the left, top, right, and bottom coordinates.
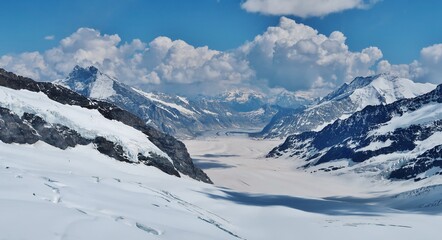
(312, 119, 336, 132)
(0, 86, 170, 162)
(349, 76, 435, 111)
(244, 107, 265, 116)
(202, 109, 218, 116)
(358, 139, 393, 152)
(132, 88, 196, 116)
(223, 89, 264, 103)
(177, 96, 189, 105)
(89, 72, 117, 99)
(374, 102, 442, 135)
(1, 134, 442, 239)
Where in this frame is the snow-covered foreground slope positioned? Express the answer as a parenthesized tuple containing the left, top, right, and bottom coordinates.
(0, 142, 237, 239)
(2, 139, 442, 240)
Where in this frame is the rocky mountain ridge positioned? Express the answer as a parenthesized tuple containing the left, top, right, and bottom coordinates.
(257, 74, 436, 138)
(55, 66, 300, 138)
(0, 68, 211, 183)
(268, 83, 442, 182)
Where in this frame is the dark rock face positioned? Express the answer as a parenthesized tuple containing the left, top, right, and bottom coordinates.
(0, 106, 90, 148)
(139, 125, 211, 183)
(268, 84, 442, 181)
(58, 65, 99, 97)
(390, 145, 442, 181)
(0, 68, 211, 183)
(93, 137, 129, 163)
(0, 107, 40, 144)
(22, 113, 90, 149)
(138, 153, 180, 177)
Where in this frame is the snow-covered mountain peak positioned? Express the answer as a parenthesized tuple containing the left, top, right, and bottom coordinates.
(54, 66, 281, 138)
(321, 73, 436, 104)
(268, 89, 313, 108)
(221, 89, 265, 103)
(56, 65, 117, 99)
(65, 65, 100, 87)
(319, 75, 381, 102)
(349, 75, 435, 110)
(259, 74, 436, 138)
(320, 74, 436, 108)
(370, 75, 435, 102)
(71, 65, 99, 76)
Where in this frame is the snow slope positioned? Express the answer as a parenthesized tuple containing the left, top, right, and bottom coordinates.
(2, 138, 442, 240)
(373, 103, 442, 135)
(132, 89, 196, 116)
(88, 71, 117, 99)
(0, 142, 238, 239)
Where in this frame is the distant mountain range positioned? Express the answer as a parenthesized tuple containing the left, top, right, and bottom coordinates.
(0, 68, 211, 183)
(55, 66, 308, 138)
(256, 74, 436, 138)
(268, 82, 442, 182)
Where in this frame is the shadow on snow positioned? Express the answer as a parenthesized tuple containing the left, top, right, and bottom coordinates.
(193, 159, 236, 169)
(204, 190, 391, 216)
(204, 186, 442, 216)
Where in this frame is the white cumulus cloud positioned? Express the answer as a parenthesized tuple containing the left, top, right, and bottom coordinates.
(241, 0, 380, 18)
(419, 43, 442, 83)
(0, 28, 254, 95)
(142, 36, 253, 85)
(241, 17, 382, 94)
(376, 43, 442, 85)
(9, 17, 437, 97)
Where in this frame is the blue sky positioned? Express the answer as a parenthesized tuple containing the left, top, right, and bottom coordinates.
(0, 0, 275, 55)
(1, 0, 442, 63)
(1, 0, 441, 96)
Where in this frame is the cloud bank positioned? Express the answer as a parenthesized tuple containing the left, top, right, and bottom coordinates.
(240, 17, 382, 94)
(241, 0, 380, 18)
(0, 17, 438, 97)
(0, 27, 254, 95)
(376, 43, 442, 84)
